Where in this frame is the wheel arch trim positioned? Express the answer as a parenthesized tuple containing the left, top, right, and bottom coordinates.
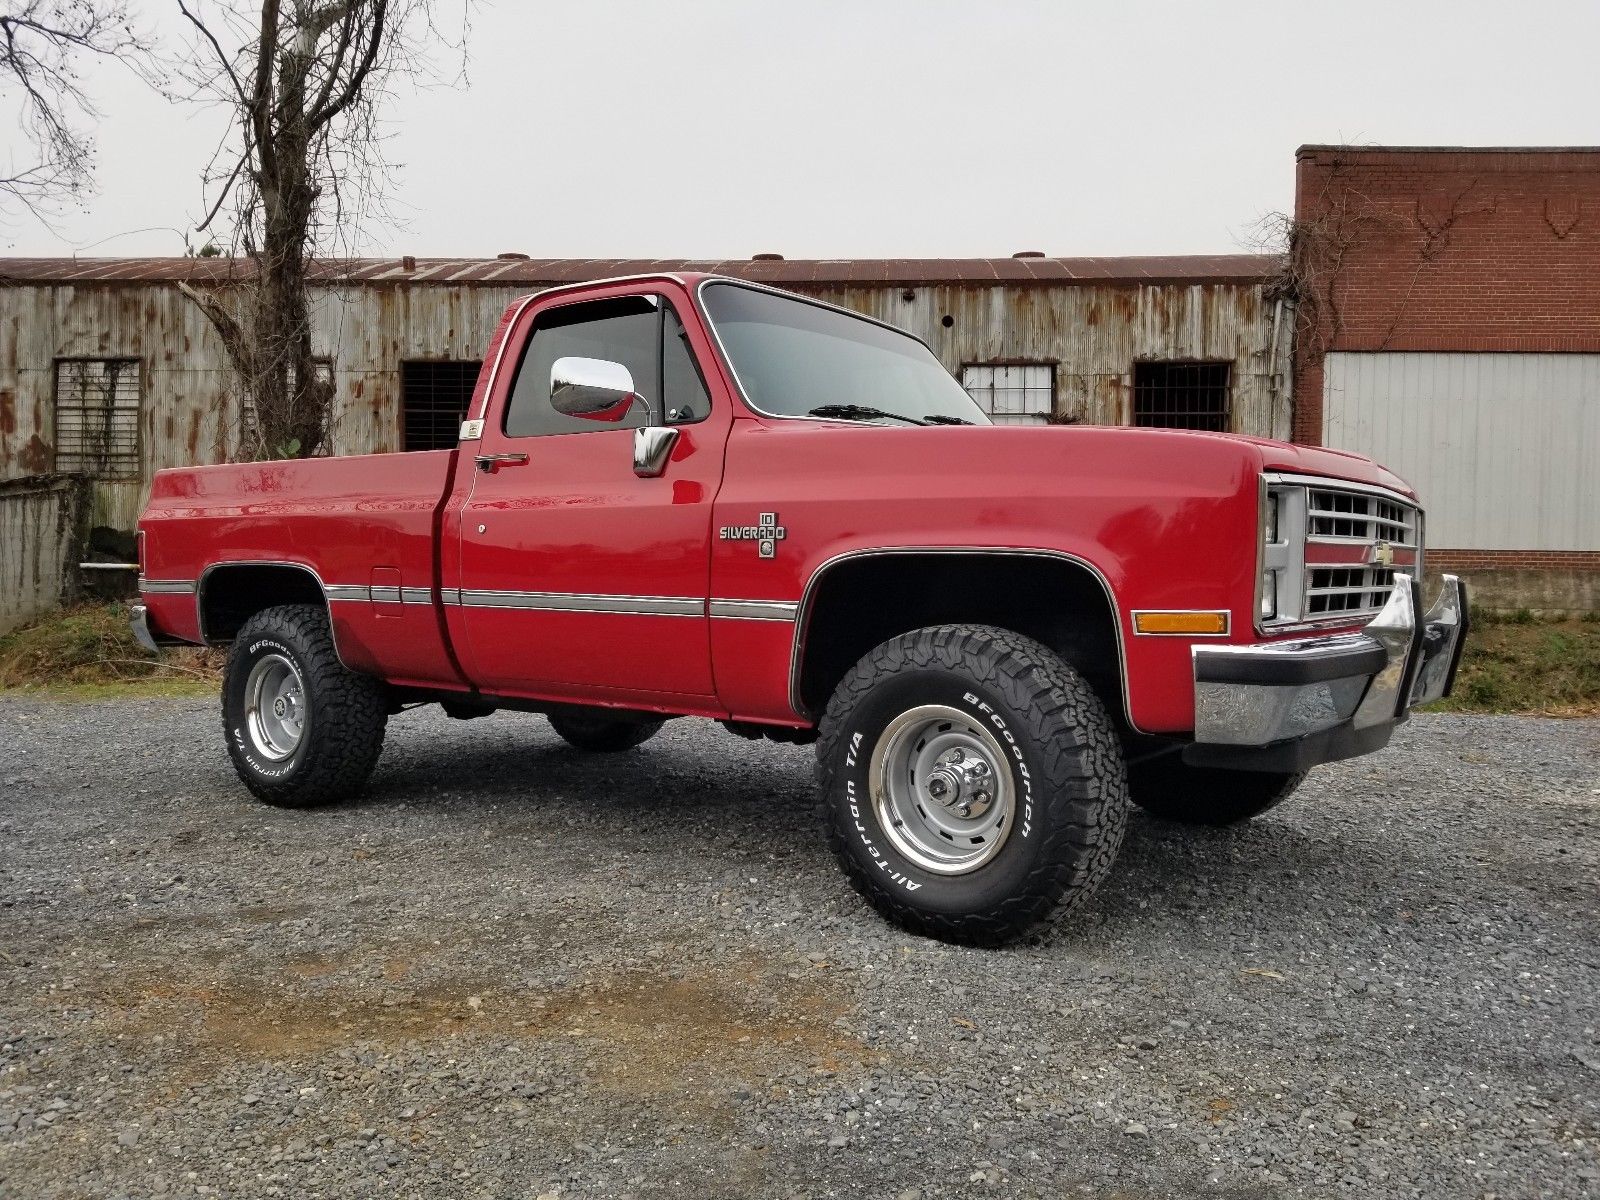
(197, 559, 356, 671)
(787, 545, 1139, 731)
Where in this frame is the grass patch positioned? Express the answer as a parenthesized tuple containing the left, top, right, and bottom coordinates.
(1, 602, 1594, 715)
(1429, 607, 1600, 716)
(0, 603, 221, 697)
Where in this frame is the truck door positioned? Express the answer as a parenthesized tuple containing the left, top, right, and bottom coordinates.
(451, 288, 727, 704)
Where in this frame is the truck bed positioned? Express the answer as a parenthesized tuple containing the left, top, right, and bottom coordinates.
(139, 449, 465, 687)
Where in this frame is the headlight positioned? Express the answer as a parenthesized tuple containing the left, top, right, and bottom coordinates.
(1259, 483, 1302, 627)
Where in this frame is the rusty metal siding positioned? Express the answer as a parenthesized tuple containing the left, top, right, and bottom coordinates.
(0, 474, 86, 633)
(0, 277, 1290, 532)
(808, 283, 1289, 436)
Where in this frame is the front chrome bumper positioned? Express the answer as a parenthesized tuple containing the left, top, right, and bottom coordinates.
(1188, 574, 1469, 770)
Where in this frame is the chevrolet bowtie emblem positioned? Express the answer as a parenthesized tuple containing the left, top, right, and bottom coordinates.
(719, 512, 788, 559)
(1371, 541, 1395, 567)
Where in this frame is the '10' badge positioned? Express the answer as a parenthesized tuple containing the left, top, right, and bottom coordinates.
(718, 512, 788, 559)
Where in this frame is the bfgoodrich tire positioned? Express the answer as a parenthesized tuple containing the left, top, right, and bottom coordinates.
(816, 624, 1129, 947)
(221, 604, 387, 808)
(547, 710, 664, 753)
(1129, 756, 1305, 826)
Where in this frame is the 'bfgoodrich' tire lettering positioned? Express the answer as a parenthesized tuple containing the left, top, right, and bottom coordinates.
(815, 623, 1129, 947)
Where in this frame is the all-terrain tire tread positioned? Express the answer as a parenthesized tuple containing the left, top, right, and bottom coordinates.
(815, 623, 1128, 946)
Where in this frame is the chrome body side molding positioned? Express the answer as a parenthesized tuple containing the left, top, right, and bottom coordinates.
(708, 599, 799, 622)
(138, 578, 197, 594)
(455, 590, 704, 618)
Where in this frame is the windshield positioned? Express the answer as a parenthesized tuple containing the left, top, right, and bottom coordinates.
(700, 282, 990, 425)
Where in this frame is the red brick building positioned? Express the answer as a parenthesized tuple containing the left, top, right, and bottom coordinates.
(1292, 145, 1600, 608)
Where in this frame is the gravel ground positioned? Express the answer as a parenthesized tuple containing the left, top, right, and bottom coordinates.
(1, 696, 1596, 1200)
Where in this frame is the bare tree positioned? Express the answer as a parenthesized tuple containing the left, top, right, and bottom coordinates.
(175, 0, 469, 459)
(0, 1, 160, 224)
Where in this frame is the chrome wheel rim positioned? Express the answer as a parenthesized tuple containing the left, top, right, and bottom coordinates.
(869, 704, 1014, 875)
(244, 653, 306, 761)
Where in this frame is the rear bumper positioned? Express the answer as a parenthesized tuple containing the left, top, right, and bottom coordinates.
(1186, 574, 1469, 772)
(129, 602, 185, 654)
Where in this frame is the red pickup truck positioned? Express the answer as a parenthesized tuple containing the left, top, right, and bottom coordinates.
(134, 273, 1468, 945)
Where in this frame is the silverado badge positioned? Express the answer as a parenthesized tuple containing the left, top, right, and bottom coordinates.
(720, 512, 788, 559)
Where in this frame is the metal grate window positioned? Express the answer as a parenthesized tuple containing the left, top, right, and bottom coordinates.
(54, 358, 141, 479)
(961, 364, 1054, 425)
(402, 361, 482, 451)
(1132, 361, 1232, 431)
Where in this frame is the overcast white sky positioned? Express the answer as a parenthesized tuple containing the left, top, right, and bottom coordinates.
(4, 0, 1597, 260)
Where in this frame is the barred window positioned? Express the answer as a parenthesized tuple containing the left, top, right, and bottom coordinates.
(54, 358, 141, 478)
(403, 360, 482, 450)
(1132, 361, 1232, 431)
(961, 364, 1054, 425)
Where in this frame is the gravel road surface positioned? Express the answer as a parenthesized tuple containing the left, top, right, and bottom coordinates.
(2, 696, 1597, 1199)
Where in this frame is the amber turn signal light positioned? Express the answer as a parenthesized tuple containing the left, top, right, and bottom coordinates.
(1132, 610, 1230, 636)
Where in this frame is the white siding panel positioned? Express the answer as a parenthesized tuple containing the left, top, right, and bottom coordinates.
(1324, 352, 1600, 551)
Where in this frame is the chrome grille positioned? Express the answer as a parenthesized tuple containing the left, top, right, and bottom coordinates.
(1261, 475, 1424, 630)
(1307, 488, 1418, 545)
(1307, 566, 1398, 616)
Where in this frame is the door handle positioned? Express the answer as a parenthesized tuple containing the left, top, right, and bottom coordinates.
(475, 452, 529, 473)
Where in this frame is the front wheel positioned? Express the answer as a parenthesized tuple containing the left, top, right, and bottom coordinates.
(816, 624, 1129, 946)
(1129, 756, 1305, 826)
(221, 604, 388, 808)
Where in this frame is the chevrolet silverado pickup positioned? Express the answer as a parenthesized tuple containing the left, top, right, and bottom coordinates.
(133, 273, 1468, 945)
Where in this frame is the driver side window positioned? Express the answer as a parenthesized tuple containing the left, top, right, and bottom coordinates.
(504, 296, 659, 438)
(503, 295, 712, 437)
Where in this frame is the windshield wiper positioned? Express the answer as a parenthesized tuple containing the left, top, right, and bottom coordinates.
(807, 404, 925, 426)
(922, 414, 973, 425)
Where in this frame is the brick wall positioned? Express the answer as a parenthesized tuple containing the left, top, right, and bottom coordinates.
(1429, 550, 1600, 572)
(1290, 146, 1600, 444)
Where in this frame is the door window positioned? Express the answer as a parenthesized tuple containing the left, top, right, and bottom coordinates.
(504, 295, 710, 437)
(662, 306, 711, 424)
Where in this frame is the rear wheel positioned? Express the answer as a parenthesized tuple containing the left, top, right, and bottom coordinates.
(816, 624, 1128, 946)
(547, 709, 664, 753)
(1129, 756, 1305, 826)
(221, 604, 387, 808)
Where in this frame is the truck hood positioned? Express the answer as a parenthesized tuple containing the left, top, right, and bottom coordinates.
(796, 418, 1417, 500)
(1154, 428, 1416, 498)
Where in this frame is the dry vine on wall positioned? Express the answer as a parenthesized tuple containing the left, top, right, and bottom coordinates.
(1251, 152, 1497, 389)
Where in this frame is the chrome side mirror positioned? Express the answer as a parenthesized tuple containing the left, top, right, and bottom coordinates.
(550, 356, 642, 423)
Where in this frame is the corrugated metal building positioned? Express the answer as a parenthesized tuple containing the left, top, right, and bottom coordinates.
(0, 254, 1289, 535)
